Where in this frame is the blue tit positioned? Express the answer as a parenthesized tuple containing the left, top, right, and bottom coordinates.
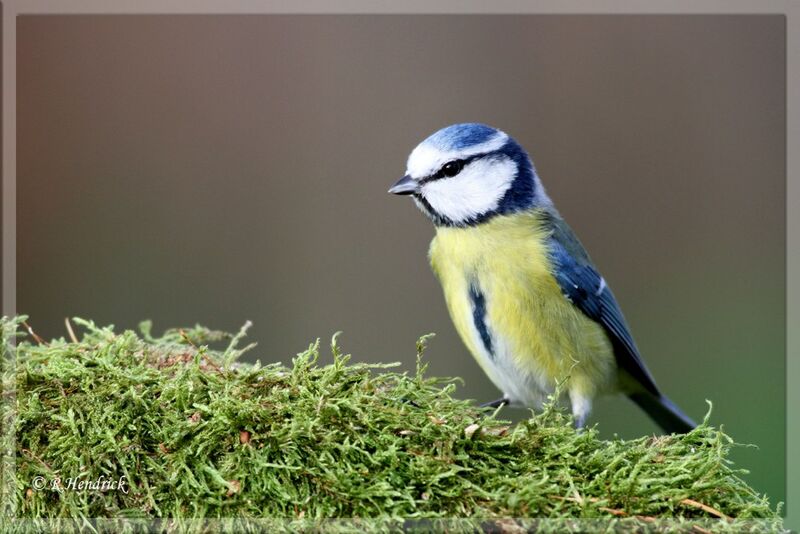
(389, 123, 695, 433)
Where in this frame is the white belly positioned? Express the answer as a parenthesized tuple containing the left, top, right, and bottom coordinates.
(459, 302, 554, 409)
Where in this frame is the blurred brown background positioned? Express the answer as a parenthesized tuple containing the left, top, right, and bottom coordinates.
(17, 15, 785, 505)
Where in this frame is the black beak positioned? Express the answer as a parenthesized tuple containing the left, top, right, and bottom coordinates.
(388, 175, 418, 196)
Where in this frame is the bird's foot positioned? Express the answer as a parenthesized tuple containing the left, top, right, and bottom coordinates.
(399, 397, 421, 408)
(480, 396, 509, 409)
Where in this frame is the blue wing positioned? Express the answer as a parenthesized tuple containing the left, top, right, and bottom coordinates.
(543, 212, 661, 397)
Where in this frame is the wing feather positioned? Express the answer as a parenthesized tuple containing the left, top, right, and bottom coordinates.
(542, 211, 661, 397)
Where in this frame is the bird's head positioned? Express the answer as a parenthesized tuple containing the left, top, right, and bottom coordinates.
(389, 123, 549, 227)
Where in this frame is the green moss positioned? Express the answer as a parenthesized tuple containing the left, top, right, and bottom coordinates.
(1, 316, 784, 532)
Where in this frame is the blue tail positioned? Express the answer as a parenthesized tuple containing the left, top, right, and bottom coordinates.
(628, 392, 696, 434)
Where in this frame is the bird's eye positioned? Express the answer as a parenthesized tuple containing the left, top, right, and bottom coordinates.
(441, 160, 465, 178)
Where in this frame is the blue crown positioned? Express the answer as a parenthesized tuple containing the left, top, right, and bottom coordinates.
(423, 123, 501, 151)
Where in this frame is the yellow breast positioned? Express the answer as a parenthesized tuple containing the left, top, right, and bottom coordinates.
(429, 210, 616, 406)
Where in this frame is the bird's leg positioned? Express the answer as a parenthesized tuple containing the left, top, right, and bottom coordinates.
(480, 395, 509, 409)
(570, 391, 591, 430)
(573, 414, 587, 430)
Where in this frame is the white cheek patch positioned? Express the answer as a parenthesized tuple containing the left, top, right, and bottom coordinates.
(421, 157, 516, 224)
(406, 132, 509, 180)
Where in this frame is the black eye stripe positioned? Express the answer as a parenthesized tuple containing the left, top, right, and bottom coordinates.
(418, 152, 488, 185)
